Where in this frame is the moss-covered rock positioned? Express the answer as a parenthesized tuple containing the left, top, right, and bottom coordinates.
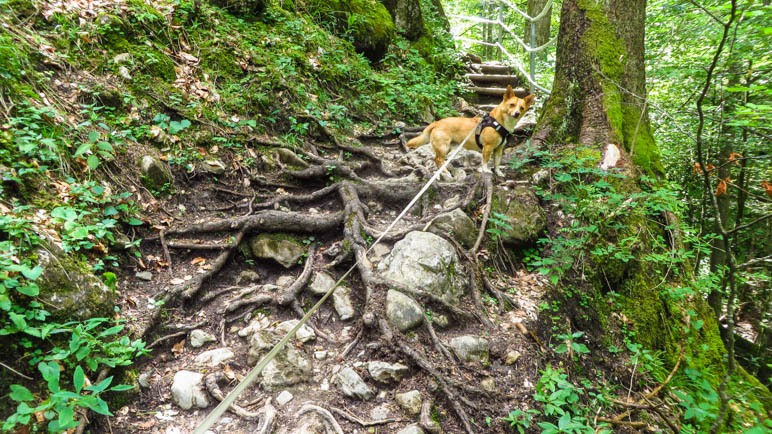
(246, 233, 306, 268)
(300, 0, 395, 61)
(36, 237, 117, 322)
(491, 185, 546, 245)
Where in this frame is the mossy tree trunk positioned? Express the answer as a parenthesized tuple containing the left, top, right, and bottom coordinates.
(533, 0, 662, 176)
(531, 0, 765, 406)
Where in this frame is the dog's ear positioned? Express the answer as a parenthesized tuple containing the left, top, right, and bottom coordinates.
(524, 94, 536, 107)
(503, 85, 515, 100)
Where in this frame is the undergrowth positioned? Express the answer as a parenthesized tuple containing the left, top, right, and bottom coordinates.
(0, 0, 466, 431)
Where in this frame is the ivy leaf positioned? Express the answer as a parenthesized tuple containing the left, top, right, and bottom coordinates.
(21, 266, 43, 280)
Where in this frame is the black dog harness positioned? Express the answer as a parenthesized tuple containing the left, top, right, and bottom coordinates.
(475, 114, 511, 148)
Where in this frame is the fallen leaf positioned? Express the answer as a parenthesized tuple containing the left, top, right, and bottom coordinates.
(171, 339, 185, 357)
(191, 257, 207, 266)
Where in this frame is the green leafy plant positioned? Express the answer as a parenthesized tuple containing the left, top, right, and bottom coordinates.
(487, 212, 513, 240)
(554, 331, 591, 357)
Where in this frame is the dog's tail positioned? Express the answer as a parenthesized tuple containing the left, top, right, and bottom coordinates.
(406, 123, 435, 149)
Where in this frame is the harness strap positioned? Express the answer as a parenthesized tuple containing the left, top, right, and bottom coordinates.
(475, 113, 511, 148)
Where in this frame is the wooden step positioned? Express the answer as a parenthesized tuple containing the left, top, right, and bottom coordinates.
(465, 74, 521, 87)
(472, 63, 513, 75)
(471, 86, 531, 98)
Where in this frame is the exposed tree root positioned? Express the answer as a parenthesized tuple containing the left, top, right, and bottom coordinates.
(295, 403, 345, 434)
(204, 372, 263, 420)
(330, 407, 404, 426)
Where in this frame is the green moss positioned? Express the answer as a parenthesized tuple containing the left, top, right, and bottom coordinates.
(578, 0, 664, 177)
(301, 0, 395, 60)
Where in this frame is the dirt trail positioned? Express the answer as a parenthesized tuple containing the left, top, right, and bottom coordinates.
(108, 110, 550, 434)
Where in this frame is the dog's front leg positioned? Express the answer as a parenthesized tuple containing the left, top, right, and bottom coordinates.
(493, 145, 505, 177)
(479, 145, 493, 173)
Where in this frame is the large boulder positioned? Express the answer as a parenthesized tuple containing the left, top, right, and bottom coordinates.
(36, 237, 116, 322)
(491, 185, 546, 245)
(301, 0, 395, 61)
(426, 208, 477, 248)
(378, 231, 467, 306)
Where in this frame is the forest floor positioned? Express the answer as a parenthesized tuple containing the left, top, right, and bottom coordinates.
(103, 124, 557, 433)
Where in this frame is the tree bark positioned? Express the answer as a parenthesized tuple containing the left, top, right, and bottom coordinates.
(529, 0, 760, 407)
(533, 0, 663, 176)
(524, 0, 552, 55)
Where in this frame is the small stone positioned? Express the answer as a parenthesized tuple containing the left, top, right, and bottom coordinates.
(276, 390, 293, 406)
(504, 350, 522, 365)
(276, 275, 295, 287)
(138, 371, 152, 388)
(367, 361, 409, 383)
(332, 285, 355, 320)
(201, 159, 226, 175)
(386, 289, 424, 332)
(135, 271, 153, 281)
(481, 377, 496, 392)
(171, 371, 209, 410)
(395, 390, 422, 415)
(370, 404, 390, 421)
(236, 270, 260, 285)
(396, 424, 426, 434)
(307, 272, 336, 295)
(336, 367, 373, 400)
(194, 348, 235, 367)
(189, 329, 216, 348)
(448, 335, 490, 365)
(314, 350, 328, 360)
(275, 319, 315, 343)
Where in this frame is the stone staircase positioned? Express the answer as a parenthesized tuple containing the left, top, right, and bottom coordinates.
(403, 62, 533, 143)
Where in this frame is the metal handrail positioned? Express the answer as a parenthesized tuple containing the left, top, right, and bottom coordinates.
(449, 0, 555, 95)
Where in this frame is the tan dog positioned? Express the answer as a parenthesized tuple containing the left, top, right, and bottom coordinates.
(407, 85, 535, 176)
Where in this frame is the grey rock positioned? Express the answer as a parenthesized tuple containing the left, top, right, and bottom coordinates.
(171, 370, 210, 410)
(332, 285, 355, 320)
(386, 289, 424, 332)
(200, 159, 226, 175)
(368, 361, 409, 383)
(448, 335, 490, 365)
(260, 346, 312, 390)
(491, 185, 546, 245)
(306, 272, 354, 320)
(378, 231, 467, 306)
(189, 329, 216, 348)
(276, 390, 293, 406)
(481, 377, 496, 392)
(395, 390, 422, 415)
(236, 270, 260, 284)
(396, 424, 426, 434)
(139, 155, 173, 191)
(505, 350, 522, 365)
(275, 319, 316, 343)
(307, 272, 336, 295)
(246, 233, 305, 268)
(35, 236, 116, 322)
(336, 367, 373, 400)
(247, 330, 277, 365)
(135, 271, 153, 281)
(194, 348, 235, 366)
(426, 208, 477, 248)
(370, 404, 391, 421)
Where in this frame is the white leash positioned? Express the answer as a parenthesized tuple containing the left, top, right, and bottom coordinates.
(192, 128, 477, 434)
